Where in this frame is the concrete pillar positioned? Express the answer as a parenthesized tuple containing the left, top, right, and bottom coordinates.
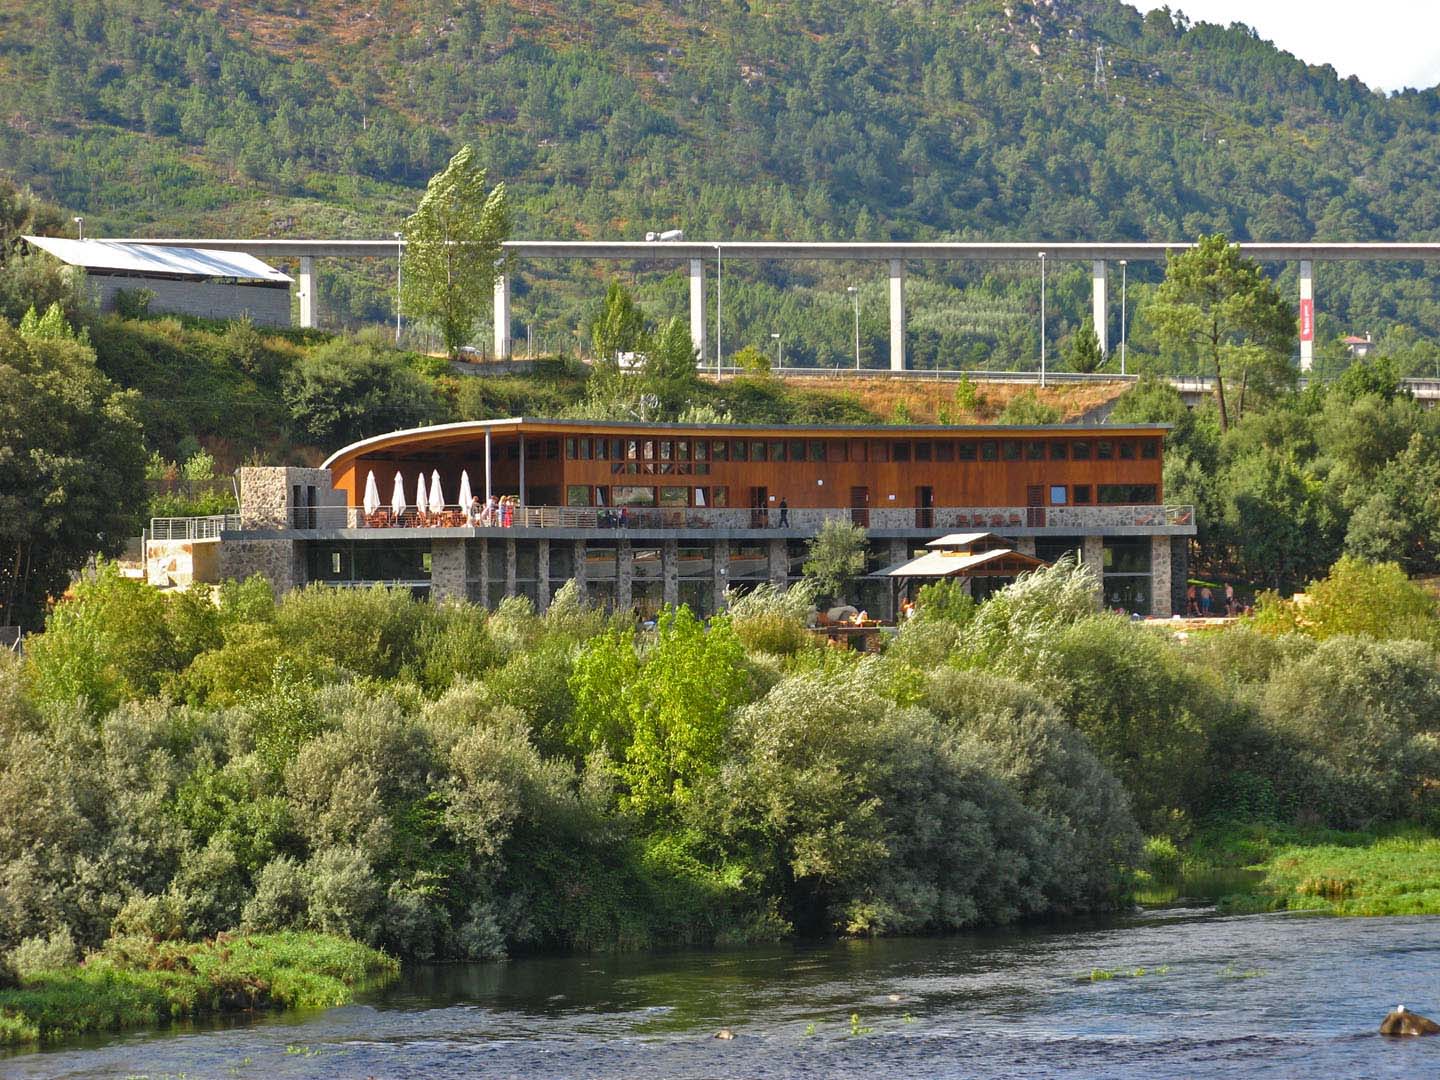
(518, 432, 526, 508)
(572, 539, 588, 601)
(1083, 535, 1105, 607)
(888, 258, 906, 371)
(493, 271, 511, 359)
(484, 429, 492, 502)
(661, 538, 679, 609)
(688, 258, 706, 361)
(1150, 535, 1172, 618)
(476, 539, 489, 606)
(616, 538, 633, 611)
(712, 538, 730, 610)
(298, 256, 316, 328)
(1091, 260, 1108, 355)
(1015, 536, 1037, 557)
(430, 538, 469, 602)
(536, 538, 551, 612)
(504, 538, 517, 598)
(767, 538, 788, 588)
(1298, 259, 1314, 373)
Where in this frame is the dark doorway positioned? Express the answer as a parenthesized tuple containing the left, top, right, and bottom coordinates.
(851, 486, 870, 527)
(915, 486, 934, 529)
(750, 486, 769, 528)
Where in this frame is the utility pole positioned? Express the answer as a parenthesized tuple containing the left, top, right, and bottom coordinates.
(715, 244, 723, 376)
(393, 232, 403, 345)
(1119, 259, 1128, 375)
(848, 285, 860, 370)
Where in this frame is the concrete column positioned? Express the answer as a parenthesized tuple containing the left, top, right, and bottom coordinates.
(476, 539, 489, 606)
(712, 538, 730, 610)
(493, 271, 511, 359)
(518, 432, 526, 508)
(616, 538, 633, 611)
(767, 538, 788, 588)
(298, 256, 316, 328)
(888, 258, 906, 371)
(430, 538, 469, 602)
(688, 258, 706, 360)
(662, 538, 679, 609)
(572, 539, 588, 601)
(1298, 259, 1314, 373)
(536, 538, 551, 612)
(505, 538, 517, 598)
(1150, 535, 1172, 617)
(1082, 535, 1105, 607)
(484, 429, 492, 502)
(1015, 536, 1037, 557)
(1091, 260, 1108, 355)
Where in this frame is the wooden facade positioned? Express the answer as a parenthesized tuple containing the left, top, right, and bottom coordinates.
(324, 419, 1168, 515)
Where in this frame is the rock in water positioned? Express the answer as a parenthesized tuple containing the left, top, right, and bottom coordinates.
(714, 1028, 735, 1040)
(1380, 1006, 1440, 1036)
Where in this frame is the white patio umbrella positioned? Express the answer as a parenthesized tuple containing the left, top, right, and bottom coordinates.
(414, 473, 429, 516)
(390, 472, 405, 517)
(363, 471, 381, 517)
(457, 470, 474, 515)
(430, 469, 446, 512)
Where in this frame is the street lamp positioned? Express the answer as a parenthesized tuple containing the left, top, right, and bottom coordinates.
(393, 232, 403, 346)
(1038, 252, 1047, 388)
(847, 285, 860, 370)
(770, 332, 782, 368)
(72, 216, 84, 241)
(715, 244, 723, 375)
(1119, 259, 1128, 376)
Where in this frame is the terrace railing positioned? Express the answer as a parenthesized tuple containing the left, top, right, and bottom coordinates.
(149, 514, 241, 540)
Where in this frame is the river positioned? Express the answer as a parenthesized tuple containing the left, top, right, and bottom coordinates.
(6, 905, 1440, 1078)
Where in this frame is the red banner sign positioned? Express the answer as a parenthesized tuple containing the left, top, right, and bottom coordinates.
(1299, 298, 1314, 342)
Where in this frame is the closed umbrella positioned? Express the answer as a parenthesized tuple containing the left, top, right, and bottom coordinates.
(363, 471, 381, 517)
(458, 470, 474, 515)
(414, 473, 429, 516)
(430, 469, 446, 513)
(390, 472, 405, 518)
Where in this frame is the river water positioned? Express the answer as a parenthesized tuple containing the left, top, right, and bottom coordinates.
(7, 906, 1440, 1079)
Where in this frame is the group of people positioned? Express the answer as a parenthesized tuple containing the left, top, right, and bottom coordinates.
(467, 494, 519, 527)
(1185, 582, 1240, 617)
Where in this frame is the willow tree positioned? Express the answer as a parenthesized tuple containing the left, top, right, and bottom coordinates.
(1149, 234, 1294, 431)
(400, 146, 511, 357)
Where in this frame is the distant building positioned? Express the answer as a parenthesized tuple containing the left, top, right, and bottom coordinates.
(157, 418, 1198, 619)
(1343, 333, 1374, 359)
(22, 236, 293, 327)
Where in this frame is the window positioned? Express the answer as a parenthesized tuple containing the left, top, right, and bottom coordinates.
(693, 487, 708, 507)
(1141, 439, 1159, 459)
(1097, 440, 1113, 460)
(751, 440, 767, 462)
(612, 486, 656, 507)
(1027, 440, 1046, 461)
(1050, 442, 1068, 460)
(546, 439, 559, 460)
(594, 487, 608, 506)
(526, 440, 540, 460)
(659, 486, 688, 507)
(1119, 440, 1135, 460)
(808, 440, 826, 462)
(1050, 485, 1068, 505)
(1098, 484, 1157, 504)
(579, 438, 592, 460)
(1072, 440, 1091, 461)
(980, 441, 998, 461)
(566, 485, 591, 507)
(871, 442, 890, 463)
(678, 440, 690, 462)
(936, 441, 954, 462)
(1002, 441, 1021, 461)
(957, 442, 978, 461)
(713, 487, 729, 507)
(769, 441, 787, 462)
(643, 440, 655, 460)
(660, 440, 673, 461)
(893, 441, 911, 463)
(789, 439, 806, 461)
(626, 439, 639, 461)
(915, 441, 932, 462)
(849, 439, 867, 462)
(830, 440, 850, 462)
(710, 439, 726, 461)
(611, 438, 624, 460)
(1073, 484, 1092, 504)
(731, 440, 747, 462)
(565, 438, 575, 460)
(595, 438, 608, 461)
(694, 440, 707, 462)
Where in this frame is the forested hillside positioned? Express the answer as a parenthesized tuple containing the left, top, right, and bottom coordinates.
(3, 0, 1440, 366)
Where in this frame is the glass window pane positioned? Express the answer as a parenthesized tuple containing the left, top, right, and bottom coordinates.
(1072, 441, 1091, 460)
(612, 486, 656, 507)
(915, 441, 933, 462)
(659, 486, 688, 507)
(566, 485, 590, 507)
(957, 442, 977, 461)
(1027, 441, 1045, 461)
(980, 441, 997, 461)
(893, 442, 911, 462)
(1002, 441, 1021, 461)
(1050, 442, 1068, 460)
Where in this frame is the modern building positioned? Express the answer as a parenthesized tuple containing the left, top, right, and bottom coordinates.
(156, 418, 1196, 617)
(22, 237, 293, 326)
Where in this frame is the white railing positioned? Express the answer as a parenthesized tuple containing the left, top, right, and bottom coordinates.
(149, 515, 240, 540)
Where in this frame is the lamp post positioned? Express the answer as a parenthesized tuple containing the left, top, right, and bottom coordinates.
(1119, 258, 1128, 376)
(393, 232, 403, 346)
(1038, 252, 1047, 388)
(715, 244, 723, 375)
(770, 332, 782, 368)
(72, 216, 84, 241)
(847, 285, 860, 370)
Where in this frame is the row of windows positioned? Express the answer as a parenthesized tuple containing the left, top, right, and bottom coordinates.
(563, 483, 1159, 509)
(563, 436, 1160, 465)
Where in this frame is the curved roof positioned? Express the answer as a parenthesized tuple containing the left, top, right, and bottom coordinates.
(24, 236, 292, 283)
(322, 417, 1173, 471)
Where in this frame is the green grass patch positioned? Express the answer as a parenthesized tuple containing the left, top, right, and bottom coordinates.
(0, 932, 397, 1047)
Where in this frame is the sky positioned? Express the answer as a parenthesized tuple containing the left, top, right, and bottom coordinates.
(1171, 1, 1440, 92)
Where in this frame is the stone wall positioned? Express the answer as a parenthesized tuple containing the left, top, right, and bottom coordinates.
(218, 539, 303, 594)
(1150, 534, 1173, 617)
(1082, 535, 1105, 606)
(92, 276, 291, 328)
(662, 539, 679, 607)
(430, 539, 469, 602)
(145, 539, 220, 587)
(1171, 537, 1190, 616)
(238, 467, 340, 529)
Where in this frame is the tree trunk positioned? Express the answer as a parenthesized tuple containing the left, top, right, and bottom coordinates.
(1211, 323, 1229, 432)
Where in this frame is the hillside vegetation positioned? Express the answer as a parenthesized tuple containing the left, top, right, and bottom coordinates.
(3, 0, 1440, 366)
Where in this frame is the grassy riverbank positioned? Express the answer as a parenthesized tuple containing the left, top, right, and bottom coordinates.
(0, 933, 397, 1047)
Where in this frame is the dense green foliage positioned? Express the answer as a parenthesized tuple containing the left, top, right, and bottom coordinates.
(0, 932, 395, 1046)
(8, 551, 1440, 983)
(4, 3, 1440, 365)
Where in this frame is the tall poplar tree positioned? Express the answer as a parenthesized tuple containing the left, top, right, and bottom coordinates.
(400, 146, 511, 357)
